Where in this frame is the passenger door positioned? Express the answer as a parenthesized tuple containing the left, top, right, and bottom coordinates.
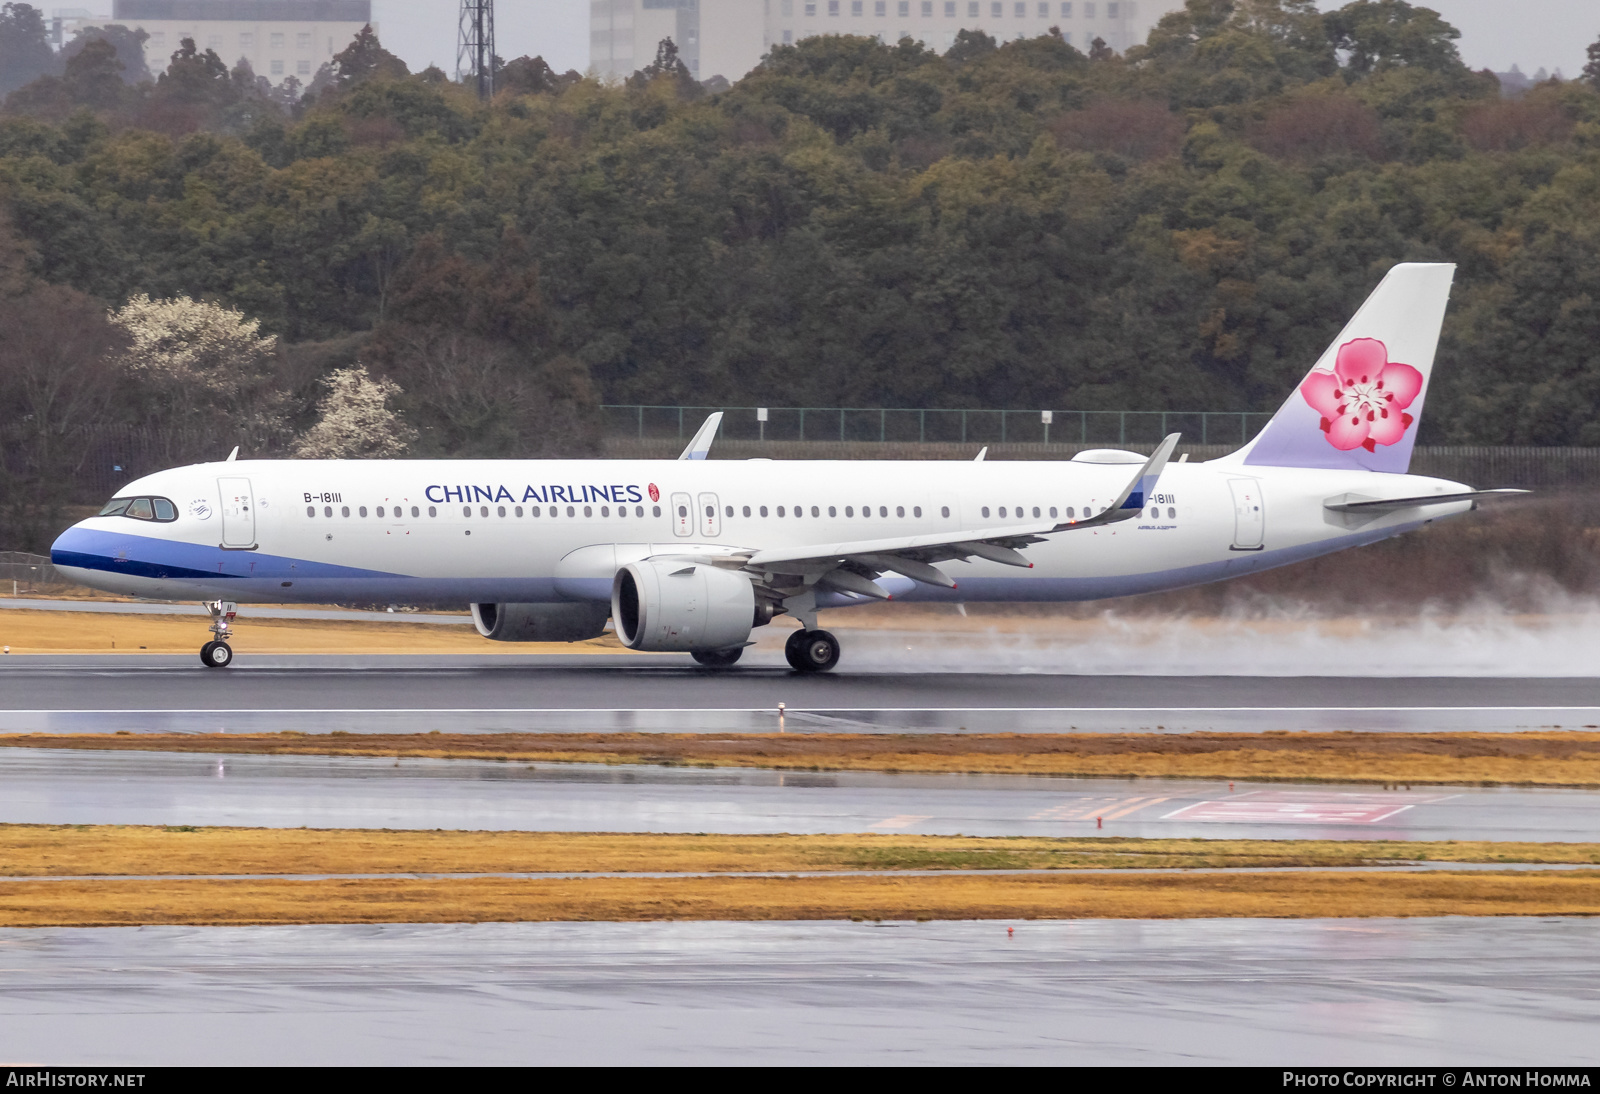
(1228, 478, 1265, 551)
(697, 492, 721, 538)
(218, 477, 256, 547)
(670, 492, 693, 537)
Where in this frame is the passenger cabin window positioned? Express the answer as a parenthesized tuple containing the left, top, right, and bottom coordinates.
(100, 496, 177, 522)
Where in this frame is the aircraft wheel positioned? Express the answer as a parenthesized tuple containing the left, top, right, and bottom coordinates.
(691, 647, 743, 668)
(201, 640, 233, 668)
(786, 629, 840, 673)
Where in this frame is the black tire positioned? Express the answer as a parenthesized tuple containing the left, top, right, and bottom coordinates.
(787, 629, 840, 673)
(691, 647, 743, 667)
(202, 640, 233, 668)
(784, 628, 810, 671)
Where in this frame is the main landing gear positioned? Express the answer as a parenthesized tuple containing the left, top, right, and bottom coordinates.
(200, 600, 237, 669)
(785, 628, 841, 673)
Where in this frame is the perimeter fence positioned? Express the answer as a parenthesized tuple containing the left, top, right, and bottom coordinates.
(601, 405, 1275, 447)
(0, 552, 61, 591)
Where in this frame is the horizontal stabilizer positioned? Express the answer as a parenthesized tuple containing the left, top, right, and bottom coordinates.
(1324, 489, 1528, 513)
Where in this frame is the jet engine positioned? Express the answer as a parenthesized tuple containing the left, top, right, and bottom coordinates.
(470, 602, 611, 642)
(611, 560, 756, 652)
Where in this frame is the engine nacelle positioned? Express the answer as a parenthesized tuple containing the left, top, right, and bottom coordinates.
(470, 602, 611, 642)
(611, 560, 755, 652)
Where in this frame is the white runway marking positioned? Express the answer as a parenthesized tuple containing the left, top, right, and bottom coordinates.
(868, 815, 933, 829)
(1163, 790, 1462, 825)
(7, 706, 1600, 714)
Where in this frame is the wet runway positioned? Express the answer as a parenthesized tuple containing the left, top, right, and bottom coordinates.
(2, 655, 1598, 733)
(4, 917, 1597, 1065)
(6, 748, 1597, 841)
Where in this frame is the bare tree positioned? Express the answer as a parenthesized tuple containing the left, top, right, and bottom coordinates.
(0, 284, 128, 549)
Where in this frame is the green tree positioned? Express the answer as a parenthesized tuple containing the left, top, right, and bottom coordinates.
(330, 25, 408, 92)
(1324, 0, 1464, 76)
(0, 3, 55, 96)
(63, 23, 149, 83)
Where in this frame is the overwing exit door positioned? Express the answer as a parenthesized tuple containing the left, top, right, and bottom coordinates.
(1228, 478, 1264, 551)
(698, 493, 721, 538)
(670, 492, 693, 537)
(218, 477, 255, 547)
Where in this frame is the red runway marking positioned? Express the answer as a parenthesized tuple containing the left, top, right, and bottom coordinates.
(1162, 790, 1457, 826)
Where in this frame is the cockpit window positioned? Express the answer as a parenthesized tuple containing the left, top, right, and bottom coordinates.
(99, 496, 178, 522)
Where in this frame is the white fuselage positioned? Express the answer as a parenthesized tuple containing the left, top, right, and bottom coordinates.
(51, 456, 1472, 609)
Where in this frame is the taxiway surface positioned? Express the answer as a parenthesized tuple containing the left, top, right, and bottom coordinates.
(4, 917, 1596, 1065)
(2, 654, 1598, 732)
(5, 749, 1595, 841)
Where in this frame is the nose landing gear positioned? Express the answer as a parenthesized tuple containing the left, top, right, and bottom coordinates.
(785, 628, 840, 673)
(200, 600, 237, 668)
(200, 639, 233, 668)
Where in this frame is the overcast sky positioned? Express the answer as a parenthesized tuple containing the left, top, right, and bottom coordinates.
(371, 1, 1600, 82)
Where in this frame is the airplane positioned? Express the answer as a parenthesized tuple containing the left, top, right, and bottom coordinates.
(51, 262, 1521, 672)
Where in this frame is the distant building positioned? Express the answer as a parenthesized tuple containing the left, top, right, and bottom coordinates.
(590, 0, 1186, 83)
(49, 8, 109, 49)
(81, 1, 375, 84)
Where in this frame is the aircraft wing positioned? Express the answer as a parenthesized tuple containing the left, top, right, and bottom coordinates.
(735, 434, 1180, 598)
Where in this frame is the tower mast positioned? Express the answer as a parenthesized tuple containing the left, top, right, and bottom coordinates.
(457, 0, 496, 99)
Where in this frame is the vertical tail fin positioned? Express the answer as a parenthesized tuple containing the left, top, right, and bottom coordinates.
(1237, 263, 1455, 473)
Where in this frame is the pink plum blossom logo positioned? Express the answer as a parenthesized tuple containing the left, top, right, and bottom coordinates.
(1300, 337, 1423, 453)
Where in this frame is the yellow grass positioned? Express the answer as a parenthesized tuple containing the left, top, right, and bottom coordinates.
(5, 871, 1599, 927)
(8, 824, 1600, 877)
(0, 608, 638, 654)
(9, 730, 1600, 787)
(8, 825, 1596, 926)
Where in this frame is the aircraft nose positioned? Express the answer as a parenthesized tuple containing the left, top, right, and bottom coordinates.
(50, 522, 94, 567)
